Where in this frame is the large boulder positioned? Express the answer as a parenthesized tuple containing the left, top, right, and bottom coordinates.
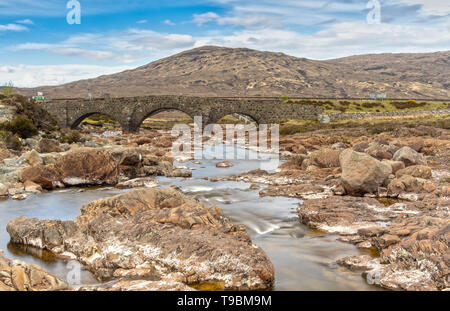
(0, 251, 71, 291)
(339, 149, 392, 195)
(21, 164, 62, 189)
(57, 148, 118, 186)
(7, 187, 274, 290)
(393, 147, 427, 167)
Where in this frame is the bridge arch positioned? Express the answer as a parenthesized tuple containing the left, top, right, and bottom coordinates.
(136, 107, 196, 130)
(70, 112, 127, 130)
(216, 112, 260, 125)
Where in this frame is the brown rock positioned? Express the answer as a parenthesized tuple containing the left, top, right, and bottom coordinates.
(393, 146, 427, 167)
(57, 148, 119, 186)
(216, 161, 234, 168)
(21, 164, 62, 189)
(37, 139, 63, 153)
(308, 148, 341, 168)
(0, 251, 71, 291)
(396, 165, 432, 180)
(382, 160, 405, 174)
(7, 188, 275, 290)
(339, 149, 392, 195)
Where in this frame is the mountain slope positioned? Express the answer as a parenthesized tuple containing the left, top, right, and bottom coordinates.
(19, 46, 450, 99)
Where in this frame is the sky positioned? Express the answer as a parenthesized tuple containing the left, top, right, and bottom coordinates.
(0, 0, 449, 87)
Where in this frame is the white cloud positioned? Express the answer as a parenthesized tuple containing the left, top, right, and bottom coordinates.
(137, 20, 148, 24)
(194, 21, 450, 59)
(192, 11, 281, 28)
(164, 19, 176, 26)
(16, 19, 34, 25)
(390, 0, 450, 16)
(0, 64, 132, 87)
(193, 12, 220, 26)
(11, 29, 196, 64)
(0, 23, 28, 31)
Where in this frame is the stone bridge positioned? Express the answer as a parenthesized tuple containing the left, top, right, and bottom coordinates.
(40, 95, 323, 133)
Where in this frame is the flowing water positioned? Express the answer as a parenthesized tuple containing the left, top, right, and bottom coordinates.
(0, 145, 377, 290)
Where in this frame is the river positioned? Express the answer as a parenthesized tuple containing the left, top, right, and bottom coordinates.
(0, 144, 377, 290)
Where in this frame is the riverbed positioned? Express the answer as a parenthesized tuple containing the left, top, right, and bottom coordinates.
(0, 145, 377, 290)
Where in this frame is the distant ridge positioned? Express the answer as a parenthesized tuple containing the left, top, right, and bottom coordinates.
(19, 46, 450, 99)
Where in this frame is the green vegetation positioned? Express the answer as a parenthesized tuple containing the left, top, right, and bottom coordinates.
(59, 129, 81, 144)
(0, 130, 22, 151)
(1, 81, 14, 97)
(278, 114, 450, 135)
(0, 115, 38, 139)
(282, 98, 449, 113)
(81, 114, 119, 129)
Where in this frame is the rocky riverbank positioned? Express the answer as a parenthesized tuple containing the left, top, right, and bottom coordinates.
(6, 187, 275, 291)
(0, 130, 191, 201)
(210, 122, 449, 291)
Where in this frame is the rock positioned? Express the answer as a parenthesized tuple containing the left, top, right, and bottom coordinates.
(442, 186, 450, 197)
(365, 143, 393, 160)
(331, 142, 347, 150)
(339, 149, 392, 195)
(308, 148, 341, 168)
(249, 184, 260, 190)
(57, 148, 118, 186)
(0, 251, 71, 291)
(135, 137, 154, 146)
(291, 144, 307, 154)
(0, 146, 12, 161)
(80, 279, 194, 291)
(337, 255, 377, 272)
(382, 160, 405, 174)
(21, 164, 62, 190)
(24, 180, 42, 193)
(24, 138, 39, 150)
(387, 175, 427, 196)
(298, 196, 387, 235)
(409, 140, 424, 152)
(116, 177, 159, 189)
(396, 165, 432, 180)
(37, 139, 63, 153)
(7, 188, 274, 290)
(0, 183, 8, 196)
(24, 150, 43, 166)
(352, 142, 370, 153)
(393, 147, 427, 167)
(373, 234, 401, 250)
(216, 161, 234, 168)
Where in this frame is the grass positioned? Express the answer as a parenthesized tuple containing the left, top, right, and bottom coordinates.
(278, 114, 450, 135)
(282, 98, 450, 114)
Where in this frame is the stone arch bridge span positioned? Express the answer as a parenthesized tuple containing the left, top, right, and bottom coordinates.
(39, 95, 323, 133)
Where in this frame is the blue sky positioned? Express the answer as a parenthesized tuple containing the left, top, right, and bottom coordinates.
(0, 0, 449, 87)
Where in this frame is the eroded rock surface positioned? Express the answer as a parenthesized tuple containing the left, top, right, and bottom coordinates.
(7, 187, 274, 290)
(0, 251, 71, 291)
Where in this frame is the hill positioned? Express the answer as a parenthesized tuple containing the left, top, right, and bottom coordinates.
(18, 46, 450, 99)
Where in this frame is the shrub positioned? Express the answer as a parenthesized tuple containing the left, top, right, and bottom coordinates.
(60, 129, 81, 144)
(0, 130, 22, 151)
(391, 101, 426, 109)
(2, 81, 14, 97)
(0, 115, 39, 139)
